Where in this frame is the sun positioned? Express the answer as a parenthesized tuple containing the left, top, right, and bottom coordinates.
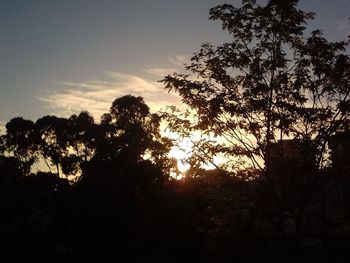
(168, 138, 193, 179)
(169, 146, 191, 172)
(166, 132, 229, 179)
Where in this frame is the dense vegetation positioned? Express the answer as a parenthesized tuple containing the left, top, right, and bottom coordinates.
(1, 1, 349, 261)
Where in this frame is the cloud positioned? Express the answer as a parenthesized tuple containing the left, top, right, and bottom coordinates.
(167, 54, 191, 68)
(143, 67, 179, 77)
(38, 54, 193, 120)
(143, 54, 190, 78)
(38, 71, 182, 121)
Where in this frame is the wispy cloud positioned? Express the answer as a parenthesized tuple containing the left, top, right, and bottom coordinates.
(143, 54, 190, 77)
(144, 67, 179, 77)
(167, 54, 191, 68)
(38, 55, 192, 120)
(38, 71, 182, 121)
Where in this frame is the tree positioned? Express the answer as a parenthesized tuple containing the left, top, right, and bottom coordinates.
(97, 95, 173, 174)
(63, 111, 97, 175)
(162, 0, 350, 238)
(67, 111, 96, 161)
(35, 115, 69, 177)
(3, 117, 38, 176)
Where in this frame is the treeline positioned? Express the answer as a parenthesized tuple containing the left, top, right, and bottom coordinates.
(0, 95, 173, 179)
(0, 95, 349, 262)
(0, 95, 178, 261)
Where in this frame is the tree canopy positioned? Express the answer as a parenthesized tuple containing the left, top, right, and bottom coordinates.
(0, 95, 173, 179)
(161, 0, 350, 241)
(162, 0, 350, 178)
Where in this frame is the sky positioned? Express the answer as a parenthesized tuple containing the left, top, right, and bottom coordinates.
(1, 0, 350, 130)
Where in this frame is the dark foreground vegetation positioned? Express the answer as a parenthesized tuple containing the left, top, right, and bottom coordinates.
(1, 0, 350, 262)
(1, 126, 350, 262)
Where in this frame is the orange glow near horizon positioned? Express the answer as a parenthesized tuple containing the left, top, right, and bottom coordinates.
(168, 137, 192, 179)
(169, 146, 191, 172)
(164, 129, 225, 179)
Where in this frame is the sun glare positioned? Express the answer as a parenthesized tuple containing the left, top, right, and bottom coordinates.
(163, 128, 227, 179)
(168, 138, 193, 179)
(169, 146, 191, 172)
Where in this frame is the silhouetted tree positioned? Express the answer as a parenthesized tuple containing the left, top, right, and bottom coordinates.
(35, 115, 69, 177)
(3, 117, 38, 176)
(67, 111, 96, 161)
(162, 0, 350, 240)
(62, 111, 97, 175)
(97, 95, 173, 174)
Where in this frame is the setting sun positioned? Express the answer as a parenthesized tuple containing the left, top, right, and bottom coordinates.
(168, 137, 192, 179)
(169, 146, 191, 171)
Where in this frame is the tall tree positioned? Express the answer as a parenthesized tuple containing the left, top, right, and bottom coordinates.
(161, 0, 350, 237)
(97, 95, 173, 173)
(162, 0, 350, 176)
(62, 111, 97, 175)
(35, 115, 69, 177)
(3, 117, 38, 176)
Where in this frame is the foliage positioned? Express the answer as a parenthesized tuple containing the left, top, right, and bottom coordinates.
(34, 115, 68, 176)
(3, 117, 38, 176)
(161, 0, 350, 239)
(1, 95, 173, 179)
(98, 95, 173, 174)
(162, 0, 350, 177)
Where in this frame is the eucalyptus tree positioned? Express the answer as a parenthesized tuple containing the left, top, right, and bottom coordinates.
(98, 95, 173, 174)
(61, 111, 97, 175)
(3, 117, 38, 176)
(68, 111, 96, 160)
(35, 115, 69, 177)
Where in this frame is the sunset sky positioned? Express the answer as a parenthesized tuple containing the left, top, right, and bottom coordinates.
(1, 0, 349, 129)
